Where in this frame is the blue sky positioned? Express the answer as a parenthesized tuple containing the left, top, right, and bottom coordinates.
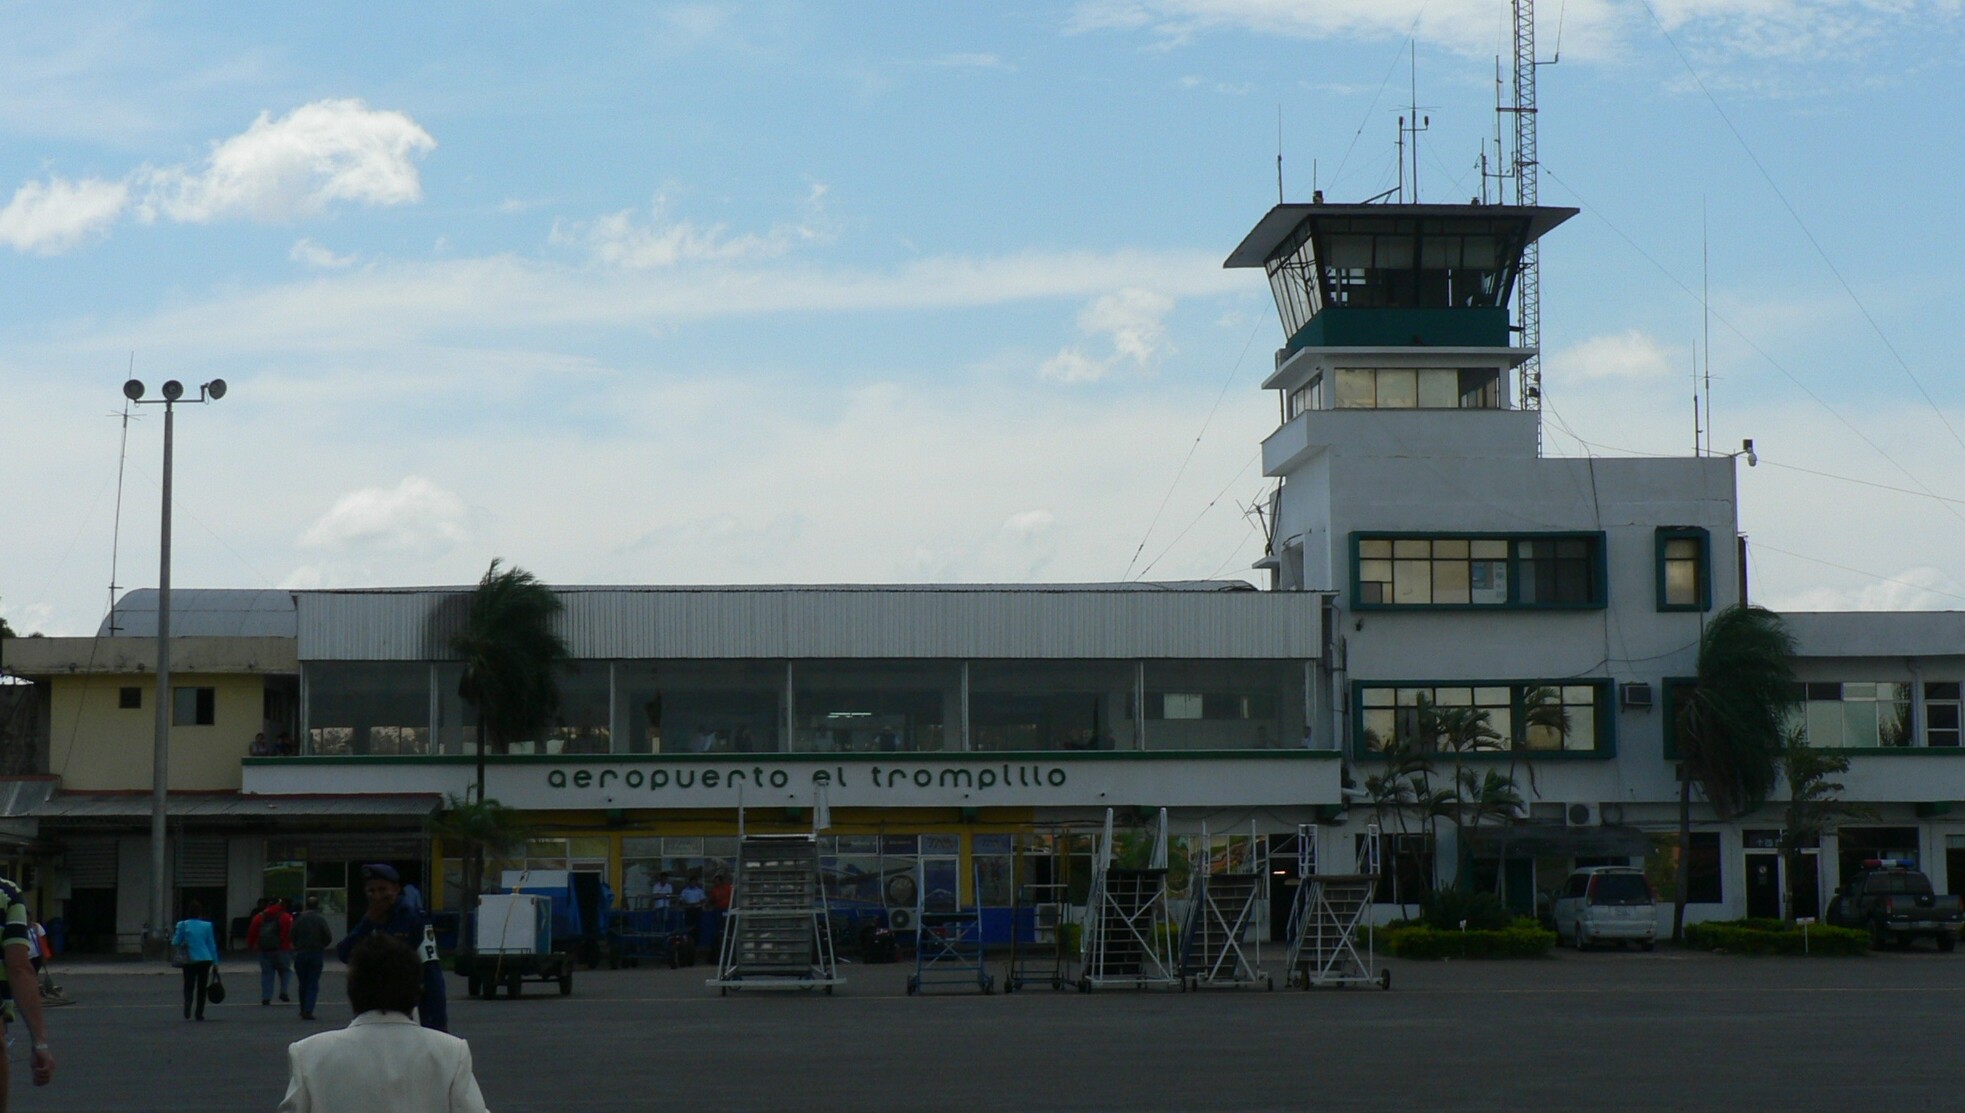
(4, 1, 1962, 635)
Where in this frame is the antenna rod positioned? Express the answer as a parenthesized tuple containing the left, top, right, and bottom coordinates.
(1277, 104, 1285, 204)
(1702, 199, 1712, 456)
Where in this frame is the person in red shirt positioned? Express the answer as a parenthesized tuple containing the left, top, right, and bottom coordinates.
(250, 898, 296, 1006)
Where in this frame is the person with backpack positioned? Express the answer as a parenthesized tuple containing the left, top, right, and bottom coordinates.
(251, 898, 295, 1006)
(290, 897, 335, 1021)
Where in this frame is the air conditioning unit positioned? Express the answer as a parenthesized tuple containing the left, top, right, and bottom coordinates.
(887, 907, 917, 932)
(1621, 682, 1654, 710)
(1034, 903, 1061, 931)
(1566, 802, 1603, 827)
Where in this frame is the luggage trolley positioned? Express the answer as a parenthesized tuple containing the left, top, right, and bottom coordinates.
(1005, 829, 1078, 992)
(1286, 822, 1390, 990)
(1178, 820, 1272, 991)
(608, 896, 679, 968)
(906, 861, 993, 995)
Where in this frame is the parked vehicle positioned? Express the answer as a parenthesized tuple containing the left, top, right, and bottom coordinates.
(454, 893, 575, 998)
(1551, 867, 1658, 951)
(1826, 860, 1963, 952)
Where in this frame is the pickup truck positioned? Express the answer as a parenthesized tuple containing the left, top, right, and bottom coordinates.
(1825, 861, 1963, 952)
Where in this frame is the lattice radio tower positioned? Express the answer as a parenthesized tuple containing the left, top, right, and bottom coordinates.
(1508, 0, 1545, 441)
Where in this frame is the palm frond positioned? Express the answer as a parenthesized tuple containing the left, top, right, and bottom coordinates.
(1678, 605, 1797, 818)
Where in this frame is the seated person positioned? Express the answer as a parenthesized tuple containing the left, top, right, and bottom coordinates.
(250, 732, 272, 757)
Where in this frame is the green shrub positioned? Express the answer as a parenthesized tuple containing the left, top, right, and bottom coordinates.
(1683, 919, 1868, 956)
(1382, 918, 1555, 959)
(1417, 888, 1514, 932)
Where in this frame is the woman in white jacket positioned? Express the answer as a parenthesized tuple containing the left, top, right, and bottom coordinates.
(278, 935, 489, 1113)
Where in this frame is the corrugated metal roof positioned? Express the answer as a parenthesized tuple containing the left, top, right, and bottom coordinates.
(0, 780, 58, 819)
(296, 585, 1324, 661)
(28, 792, 441, 820)
(101, 589, 296, 638)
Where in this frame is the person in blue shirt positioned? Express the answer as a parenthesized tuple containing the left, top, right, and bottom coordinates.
(171, 900, 220, 1021)
(336, 864, 447, 1032)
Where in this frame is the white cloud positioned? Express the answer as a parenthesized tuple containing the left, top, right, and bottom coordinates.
(1066, 0, 1951, 62)
(1549, 330, 1683, 382)
(1042, 287, 1176, 383)
(139, 98, 434, 224)
(0, 176, 129, 254)
(299, 476, 471, 555)
(1763, 565, 1965, 612)
(1004, 509, 1056, 536)
(551, 183, 833, 270)
(289, 237, 355, 269)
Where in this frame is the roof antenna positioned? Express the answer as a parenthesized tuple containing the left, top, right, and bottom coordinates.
(1276, 104, 1285, 204)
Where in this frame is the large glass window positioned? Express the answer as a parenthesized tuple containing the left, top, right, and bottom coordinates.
(614, 660, 784, 754)
(970, 660, 1136, 752)
(1143, 660, 1303, 751)
(172, 686, 216, 727)
(1331, 368, 1505, 411)
(304, 662, 430, 755)
(1789, 682, 1914, 748)
(793, 660, 957, 753)
(432, 662, 610, 755)
(1355, 533, 1600, 609)
(1358, 681, 1606, 754)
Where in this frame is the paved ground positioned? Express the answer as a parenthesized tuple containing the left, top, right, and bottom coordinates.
(10, 945, 1965, 1112)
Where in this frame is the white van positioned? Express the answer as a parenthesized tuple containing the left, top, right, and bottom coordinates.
(1551, 866, 1658, 951)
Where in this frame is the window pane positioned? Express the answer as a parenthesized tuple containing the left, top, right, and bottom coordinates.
(1470, 540, 1508, 559)
(1432, 559, 1470, 604)
(1664, 560, 1698, 606)
(1359, 539, 1393, 559)
(1392, 539, 1430, 558)
(1431, 538, 1468, 559)
(1392, 560, 1432, 604)
(1416, 369, 1458, 408)
(1334, 369, 1375, 408)
(1376, 369, 1417, 408)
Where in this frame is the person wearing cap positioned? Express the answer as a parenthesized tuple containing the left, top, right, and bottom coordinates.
(336, 864, 448, 1033)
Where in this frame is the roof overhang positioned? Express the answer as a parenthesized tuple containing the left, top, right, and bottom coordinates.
(27, 792, 442, 823)
(1224, 204, 1580, 270)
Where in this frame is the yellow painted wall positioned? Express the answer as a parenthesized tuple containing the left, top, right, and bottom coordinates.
(49, 672, 270, 791)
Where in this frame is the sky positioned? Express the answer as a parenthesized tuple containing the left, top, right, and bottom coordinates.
(2, 1, 1962, 637)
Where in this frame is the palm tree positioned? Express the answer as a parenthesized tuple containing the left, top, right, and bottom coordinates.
(1779, 730, 1874, 921)
(1671, 604, 1798, 942)
(450, 559, 570, 805)
(428, 793, 533, 914)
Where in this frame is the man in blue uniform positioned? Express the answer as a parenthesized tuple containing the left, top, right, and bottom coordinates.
(336, 864, 447, 1032)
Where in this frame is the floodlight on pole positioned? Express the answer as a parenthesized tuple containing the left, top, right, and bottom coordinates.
(123, 377, 226, 959)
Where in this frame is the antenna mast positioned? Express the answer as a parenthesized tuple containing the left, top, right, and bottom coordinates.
(1510, 0, 1544, 441)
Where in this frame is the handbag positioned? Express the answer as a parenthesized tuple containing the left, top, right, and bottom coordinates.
(206, 967, 227, 1004)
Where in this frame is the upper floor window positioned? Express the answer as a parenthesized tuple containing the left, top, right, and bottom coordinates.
(119, 686, 143, 710)
(1332, 368, 1502, 411)
(1353, 533, 1604, 609)
(1286, 375, 1323, 419)
(1356, 680, 1608, 756)
(1928, 683, 1961, 747)
(1656, 527, 1712, 611)
(172, 686, 215, 727)
(1791, 682, 1913, 748)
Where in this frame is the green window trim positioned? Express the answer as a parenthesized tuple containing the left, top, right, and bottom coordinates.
(1655, 527, 1713, 612)
(1349, 678, 1617, 760)
(1348, 530, 1608, 611)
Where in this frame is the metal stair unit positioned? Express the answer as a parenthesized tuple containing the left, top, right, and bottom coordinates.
(1286, 822, 1390, 990)
(1179, 821, 1272, 990)
(1077, 808, 1179, 992)
(710, 834, 843, 995)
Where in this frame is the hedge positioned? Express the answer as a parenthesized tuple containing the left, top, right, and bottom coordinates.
(1683, 919, 1869, 956)
(1380, 919, 1555, 959)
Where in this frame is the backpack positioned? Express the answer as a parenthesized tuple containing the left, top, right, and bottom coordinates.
(257, 912, 285, 950)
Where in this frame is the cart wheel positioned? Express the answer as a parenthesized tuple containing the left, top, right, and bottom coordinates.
(906, 976, 918, 996)
(1051, 977, 1063, 991)
(1266, 976, 1276, 992)
(982, 975, 995, 995)
(1077, 977, 1092, 994)
(466, 975, 481, 998)
(824, 985, 834, 996)
(559, 968, 573, 996)
(1379, 970, 1392, 991)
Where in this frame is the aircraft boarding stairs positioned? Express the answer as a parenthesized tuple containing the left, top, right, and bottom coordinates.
(1285, 823, 1390, 990)
(710, 835, 842, 995)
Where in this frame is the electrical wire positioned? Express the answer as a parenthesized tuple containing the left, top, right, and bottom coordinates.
(1133, 451, 1261, 581)
(1121, 317, 1264, 581)
(1633, 0, 1965, 463)
(1750, 543, 1965, 605)
(1541, 166, 1965, 529)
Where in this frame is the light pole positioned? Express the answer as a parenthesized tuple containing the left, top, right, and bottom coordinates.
(123, 376, 225, 958)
